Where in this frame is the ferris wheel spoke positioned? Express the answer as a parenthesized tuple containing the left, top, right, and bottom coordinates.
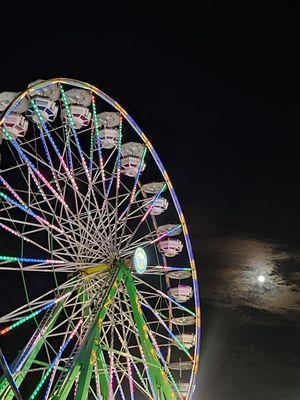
(23, 136, 82, 226)
(119, 289, 189, 356)
(0, 279, 75, 324)
(25, 179, 104, 255)
(29, 318, 83, 400)
(92, 96, 107, 194)
(74, 187, 112, 257)
(138, 295, 193, 361)
(59, 85, 92, 187)
(121, 183, 167, 253)
(116, 147, 147, 255)
(1, 127, 68, 210)
(0, 264, 75, 274)
(30, 99, 79, 192)
(0, 180, 66, 238)
(94, 194, 149, 259)
(59, 124, 74, 179)
(118, 283, 158, 399)
(0, 271, 101, 324)
(120, 223, 182, 259)
(118, 232, 157, 258)
(94, 192, 132, 254)
(15, 136, 107, 254)
(0, 220, 70, 261)
(34, 126, 64, 196)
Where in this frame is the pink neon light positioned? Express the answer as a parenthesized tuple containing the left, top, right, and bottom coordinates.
(109, 352, 115, 400)
(58, 156, 78, 191)
(0, 222, 30, 242)
(127, 358, 135, 399)
(0, 177, 27, 208)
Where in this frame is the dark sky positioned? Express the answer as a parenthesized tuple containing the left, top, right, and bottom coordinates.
(1, 2, 300, 399)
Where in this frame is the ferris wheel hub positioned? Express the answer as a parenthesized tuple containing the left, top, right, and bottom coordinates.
(81, 263, 109, 276)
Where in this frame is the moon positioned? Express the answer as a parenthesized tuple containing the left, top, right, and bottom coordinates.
(258, 275, 265, 283)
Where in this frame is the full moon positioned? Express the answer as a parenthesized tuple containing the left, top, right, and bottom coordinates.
(258, 275, 265, 283)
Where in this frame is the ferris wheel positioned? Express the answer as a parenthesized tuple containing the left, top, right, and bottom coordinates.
(0, 78, 201, 400)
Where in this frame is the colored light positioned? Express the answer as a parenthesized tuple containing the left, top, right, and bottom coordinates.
(36, 125, 61, 194)
(129, 147, 147, 204)
(141, 183, 167, 223)
(0, 293, 69, 336)
(1, 127, 68, 209)
(92, 96, 106, 189)
(150, 224, 182, 245)
(0, 255, 64, 265)
(116, 116, 123, 190)
(0, 189, 64, 235)
(147, 329, 179, 397)
(141, 302, 191, 359)
(119, 146, 148, 220)
(0, 176, 27, 208)
(109, 351, 115, 400)
(114, 367, 127, 400)
(59, 85, 91, 183)
(0, 222, 30, 242)
(127, 357, 135, 400)
(30, 318, 82, 400)
(31, 99, 78, 191)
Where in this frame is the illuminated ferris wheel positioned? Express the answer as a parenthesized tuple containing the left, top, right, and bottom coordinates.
(0, 78, 201, 400)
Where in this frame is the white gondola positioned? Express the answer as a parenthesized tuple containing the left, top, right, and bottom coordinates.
(61, 88, 92, 129)
(157, 224, 182, 237)
(28, 80, 60, 100)
(30, 96, 58, 123)
(121, 142, 146, 177)
(143, 197, 169, 216)
(157, 238, 183, 257)
(167, 269, 192, 279)
(61, 105, 91, 130)
(0, 92, 29, 113)
(63, 88, 92, 106)
(99, 128, 118, 149)
(168, 285, 193, 303)
(3, 113, 28, 139)
(168, 361, 193, 371)
(171, 316, 196, 326)
(121, 156, 146, 177)
(175, 334, 196, 350)
(141, 181, 166, 194)
(98, 111, 120, 128)
(0, 92, 29, 139)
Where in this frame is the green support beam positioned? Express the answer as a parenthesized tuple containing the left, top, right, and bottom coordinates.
(96, 347, 109, 399)
(0, 264, 180, 400)
(122, 266, 177, 400)
(0, 302, 64, 399)
(74, 325, 99, 400)
(52, 268, 123, 400)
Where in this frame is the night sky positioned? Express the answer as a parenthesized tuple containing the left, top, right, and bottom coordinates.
(1, 2, 300, 399)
